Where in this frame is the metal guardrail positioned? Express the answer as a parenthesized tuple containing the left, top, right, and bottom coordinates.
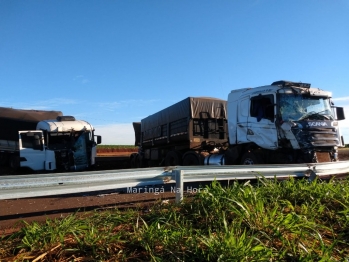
(1, 161, 349, 202)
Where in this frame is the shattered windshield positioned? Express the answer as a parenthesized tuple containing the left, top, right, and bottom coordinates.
(279, 94, 334, 121)
(73, 133, 88, 167)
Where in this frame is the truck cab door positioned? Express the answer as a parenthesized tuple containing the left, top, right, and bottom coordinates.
(19, 131, 56, 171)
(247, 94, 278, 149)
(236, 97, 250, 144)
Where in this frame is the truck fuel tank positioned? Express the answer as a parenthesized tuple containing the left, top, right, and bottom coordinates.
(204, 154, 225, 165)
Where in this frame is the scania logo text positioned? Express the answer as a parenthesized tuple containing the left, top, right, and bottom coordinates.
(308, 122, 328, 127)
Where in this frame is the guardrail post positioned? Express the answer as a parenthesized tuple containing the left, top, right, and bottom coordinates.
(175, 169, 183, 203)
(306, 165, 317, 182)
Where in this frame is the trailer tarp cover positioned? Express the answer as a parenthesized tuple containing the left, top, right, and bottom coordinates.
(141, 97, 226, 131)
(0, 107, 62, 121)
(0, 107, 63, 141)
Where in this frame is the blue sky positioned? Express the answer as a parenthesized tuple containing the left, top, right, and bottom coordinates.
(1, 0, 348, 145)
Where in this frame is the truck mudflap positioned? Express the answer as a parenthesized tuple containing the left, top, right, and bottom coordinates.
(314, 151, 339, 162)
(315, 152, 332, 162)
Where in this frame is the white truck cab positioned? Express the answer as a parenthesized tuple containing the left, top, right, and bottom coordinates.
(226, 81, 345, 164)
(19, 116, 102, 171)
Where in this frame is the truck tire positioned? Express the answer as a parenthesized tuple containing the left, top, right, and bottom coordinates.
(135, 154, 143, 168)
(183, 152, 201, 166)
(0, 153, 8, 166)
(130, 153, 137, 168)
(165, 151, 182, 166)
(240, 152, 264, 165)
(10, 155, 20, 170)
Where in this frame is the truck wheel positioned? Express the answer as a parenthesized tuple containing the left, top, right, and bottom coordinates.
(240, 152, 264, 165)
(10, 156, 20, 170)
(165, 151, 182, 166)
(183, 153, 201, 166)
(0, 153, 8, 166)
(130, 153, 137, 168)
(135, 154, 143, 168)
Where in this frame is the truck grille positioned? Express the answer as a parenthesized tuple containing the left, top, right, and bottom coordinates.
(294, 127, 340, 148)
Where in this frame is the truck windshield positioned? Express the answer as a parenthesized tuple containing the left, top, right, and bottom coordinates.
(279, 94, 334, 121)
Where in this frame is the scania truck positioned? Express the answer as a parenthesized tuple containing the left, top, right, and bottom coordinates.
(0, 107, 102, 172)
(131, 80, 345, 166)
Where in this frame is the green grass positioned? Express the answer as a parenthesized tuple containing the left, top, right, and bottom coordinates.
(2, 177, 349, 261)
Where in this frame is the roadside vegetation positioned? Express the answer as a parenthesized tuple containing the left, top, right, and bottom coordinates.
(97, 145, 138, 150)
(1, 177, 349, 261)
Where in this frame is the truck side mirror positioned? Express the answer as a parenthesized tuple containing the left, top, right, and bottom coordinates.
(96, 135, 102, 145)
(335, 107, 345, 121)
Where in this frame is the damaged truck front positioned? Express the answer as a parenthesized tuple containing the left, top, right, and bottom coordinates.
(226, 80, 346, 164)
(276, 81, 345, 162)
(0, 107, 102, 172)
